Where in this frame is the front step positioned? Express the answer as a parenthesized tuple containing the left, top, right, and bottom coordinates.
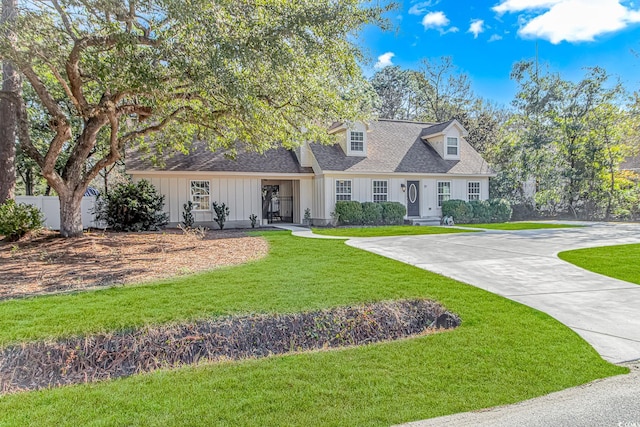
(408, 217, 441, 226)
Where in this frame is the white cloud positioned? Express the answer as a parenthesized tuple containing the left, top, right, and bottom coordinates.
(422, 11, 450, 29)
(408, 1, 437, 15)
(489, 34, 504, 42)
(468, 19, 485, 38)
(374, 52, 395, 69)
(493, 0, 640, 43)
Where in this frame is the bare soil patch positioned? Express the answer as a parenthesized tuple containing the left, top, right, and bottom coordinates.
(0, 229, 269, 300)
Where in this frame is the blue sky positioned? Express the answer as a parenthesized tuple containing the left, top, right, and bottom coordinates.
(359, 0, 640, 106)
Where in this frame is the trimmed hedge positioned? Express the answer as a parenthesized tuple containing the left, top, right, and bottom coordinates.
(361, 202, 383, 225)
(334, 201, 405, 226)
(380, 202, 406, 225)
(441, 199, 512, 224)
(334, 201, 363, 225)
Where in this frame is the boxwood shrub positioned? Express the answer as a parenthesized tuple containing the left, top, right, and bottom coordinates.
(441, 199, 513, 224)
(380, 202, 406, 225)
(334, 201, 363, 225)
(333, 201, 405, 225)
(0, 199, 44, 241)
(361, 202, 383, 225)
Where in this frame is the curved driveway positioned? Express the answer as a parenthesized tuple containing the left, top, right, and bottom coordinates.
(347, 222, 640, 363)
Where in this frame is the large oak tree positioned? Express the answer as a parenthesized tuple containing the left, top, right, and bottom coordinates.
(0, 0, 389, 236)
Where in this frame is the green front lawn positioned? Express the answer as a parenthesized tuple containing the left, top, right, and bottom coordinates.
(0, 231, 625, 426)
(312, 225, 478, 237)
(462, 222, 584, 231)
(559, 243, 640, 285)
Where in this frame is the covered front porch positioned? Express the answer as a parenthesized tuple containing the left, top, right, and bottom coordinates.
(261, 179, 305, 225)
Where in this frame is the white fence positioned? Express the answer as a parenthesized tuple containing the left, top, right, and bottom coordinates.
(15, 196, 100, 230)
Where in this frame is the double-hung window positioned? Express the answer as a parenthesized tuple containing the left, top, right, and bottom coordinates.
(372, 180, 388, 202)
(350, 131, 364, 152)
(190, 180, 210, 210)
(446, 137, 459, 156)
(437, 181, 451, 207)
(336, 180, 352, 201)
(468, 181, 480, 201)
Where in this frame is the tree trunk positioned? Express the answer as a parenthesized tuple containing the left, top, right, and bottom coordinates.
(58, 190, 84, 237)
(0, 0, 20, 204)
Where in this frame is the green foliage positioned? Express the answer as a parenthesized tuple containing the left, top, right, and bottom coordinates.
(304, 208, 312, 222)
(361, 202, 383, 225)
(490, 199, 513, 223)
(441, 199, 473, 223)
(182, 201, 195, 228)
(249, 214, 258, 229)
(469, 200, 492, 223)
(334, 201, 363, 225)
(212, 202, 230, 230)
(94, 180, 168, 232)
(0, 200, 44, 241)
(380, 202, 406, 225)
(441, 199, 511, 224)
(1, 0, 392, 235)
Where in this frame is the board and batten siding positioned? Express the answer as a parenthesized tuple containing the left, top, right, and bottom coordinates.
(320, 174, 490, 219)
(132, 173, 314, 227)
(133, 174, 262, 227)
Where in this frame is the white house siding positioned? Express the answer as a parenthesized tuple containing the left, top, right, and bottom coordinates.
(131, 173, 313, 228)
(318, 174, 490, 221)
(15, 196, 99, 230)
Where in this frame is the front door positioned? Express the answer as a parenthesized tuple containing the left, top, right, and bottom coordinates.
(407, 180, 420, 217)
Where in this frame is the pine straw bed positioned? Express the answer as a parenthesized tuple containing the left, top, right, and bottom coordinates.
(0, 228, 269, 300)
(0, 299, 461, 394)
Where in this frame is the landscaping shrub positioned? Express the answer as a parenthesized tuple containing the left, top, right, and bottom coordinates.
(212, 201, 230, 230)
(0, 199, 44, 241)
(380, 202, 406, 225)
(511, 202, 538, 221)
(182, 201, 195, 228)
(490, 199, 513, 223)
(441, 199, 474, 224)
(469, 200, 492, 223)
(334, 201, 363, 225)
(361, 202, 383, 225)
(0, 299, 459, 393)
(94, 180, 168, 232)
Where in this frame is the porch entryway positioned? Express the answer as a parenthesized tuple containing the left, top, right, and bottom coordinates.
(262, 180, 297, 224)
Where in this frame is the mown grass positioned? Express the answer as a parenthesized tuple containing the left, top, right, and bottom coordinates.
(0, 231, 626, 426)
(462, 222, 584, 231)
(312, 225, 478, 237)
(559, 243, 640, 286)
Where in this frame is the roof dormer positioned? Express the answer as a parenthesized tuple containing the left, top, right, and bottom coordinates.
(421, 119, 467, 161)
(328, 121, 369, 157)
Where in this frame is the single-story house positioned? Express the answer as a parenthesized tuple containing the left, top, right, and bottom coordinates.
(126, 118, 495, 227)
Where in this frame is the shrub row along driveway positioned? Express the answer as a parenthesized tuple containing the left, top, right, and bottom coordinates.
(348, 222, 640, 363)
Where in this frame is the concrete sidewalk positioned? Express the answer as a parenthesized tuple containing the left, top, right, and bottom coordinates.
(348, 223, 640, 363)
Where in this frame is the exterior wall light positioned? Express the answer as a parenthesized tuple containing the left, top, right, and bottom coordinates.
(401, 183, 406, 192)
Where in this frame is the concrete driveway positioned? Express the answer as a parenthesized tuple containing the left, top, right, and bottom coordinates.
(347, 222, 640, 363)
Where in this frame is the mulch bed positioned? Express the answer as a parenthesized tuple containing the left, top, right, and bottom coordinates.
(0, 299, 460, 394)
(0, 228, 269, 300)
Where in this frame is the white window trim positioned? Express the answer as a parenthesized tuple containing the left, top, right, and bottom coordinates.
(190, 180, 211, 211)
(437, 181, 451, 207)
(468, 181, 481, 201)
(372, 180, 388, 203)
(446, 137, 459, 157)
(335, 179, 352, 202)
(347, 129, 367, 157)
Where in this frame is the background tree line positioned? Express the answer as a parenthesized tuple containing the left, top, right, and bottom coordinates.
(370, 57, 640, 220)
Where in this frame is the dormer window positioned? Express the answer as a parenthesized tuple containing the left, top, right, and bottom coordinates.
(350, 131, 364, 152)
(446, 137, 459, 156)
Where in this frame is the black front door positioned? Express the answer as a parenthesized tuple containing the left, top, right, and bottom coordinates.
(407, 180, 420, 217)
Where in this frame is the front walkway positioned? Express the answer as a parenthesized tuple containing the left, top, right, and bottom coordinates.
(347, 222, 640, 363)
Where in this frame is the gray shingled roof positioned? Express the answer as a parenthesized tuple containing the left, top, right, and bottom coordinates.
(309, 119, 494, 175)
(126, 144, 313, 174)
(621, 155, 639, 171)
